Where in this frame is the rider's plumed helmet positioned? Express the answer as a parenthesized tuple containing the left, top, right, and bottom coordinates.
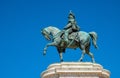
(68, 11, 75, 22)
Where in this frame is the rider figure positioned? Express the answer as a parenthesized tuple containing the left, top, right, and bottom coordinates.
(63, 11, 80, 44)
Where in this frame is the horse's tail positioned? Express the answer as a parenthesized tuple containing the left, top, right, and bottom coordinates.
(89, 32, 98, 49)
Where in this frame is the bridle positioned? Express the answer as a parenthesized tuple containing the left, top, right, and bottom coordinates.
(42, 28, 51, 40)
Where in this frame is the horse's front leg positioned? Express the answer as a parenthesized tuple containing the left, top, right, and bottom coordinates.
(59, 52, 63, 62)
(43, 42, 56, 55)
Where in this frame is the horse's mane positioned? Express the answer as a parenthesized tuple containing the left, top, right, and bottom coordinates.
(48, 26, 60, 31)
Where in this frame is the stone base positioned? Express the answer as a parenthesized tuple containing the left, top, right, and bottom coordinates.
(41, 62, 110, 78)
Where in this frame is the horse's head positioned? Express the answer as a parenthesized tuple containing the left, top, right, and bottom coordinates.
(41, 28, 51, 41)
(41, 26, 61, 41)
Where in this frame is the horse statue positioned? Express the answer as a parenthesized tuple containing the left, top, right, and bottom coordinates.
(41, 26, 98, 63)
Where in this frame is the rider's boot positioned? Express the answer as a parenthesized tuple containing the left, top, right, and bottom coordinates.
(64, 33, 69, 44)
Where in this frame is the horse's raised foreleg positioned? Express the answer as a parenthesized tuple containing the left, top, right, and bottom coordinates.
(43, 42, 56, 55)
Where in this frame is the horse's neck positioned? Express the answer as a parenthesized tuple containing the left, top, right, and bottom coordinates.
(48, 26, 60, 36)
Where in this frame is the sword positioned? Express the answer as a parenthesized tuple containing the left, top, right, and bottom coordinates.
(67, 32, 78, 47)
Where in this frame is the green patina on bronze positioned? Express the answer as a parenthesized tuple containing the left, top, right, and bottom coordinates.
(41, 11, 98, 63)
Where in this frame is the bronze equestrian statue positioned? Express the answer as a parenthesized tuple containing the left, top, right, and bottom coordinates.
(41, 11, 98, 63)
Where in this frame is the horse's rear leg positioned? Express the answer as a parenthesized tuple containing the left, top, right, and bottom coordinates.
(85, 43, 95, 63)
(88, 52, 95, 63)
(79, 49, 85, 62)
(79, 44, 86, 62)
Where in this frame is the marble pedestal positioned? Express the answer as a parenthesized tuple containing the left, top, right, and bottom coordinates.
(41, 62, 110, 78)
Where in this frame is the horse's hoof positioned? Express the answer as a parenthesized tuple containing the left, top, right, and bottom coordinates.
(79, 59, 82, 62)
(60, 59, 63, 62)
(43, 52, 46, 56)
(92, 61, 95, 63)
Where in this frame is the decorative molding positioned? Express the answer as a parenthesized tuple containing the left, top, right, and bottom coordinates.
(41, 62, 110, 78)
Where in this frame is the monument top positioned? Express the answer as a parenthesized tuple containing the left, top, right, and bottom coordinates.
(41, 62, 110, 78)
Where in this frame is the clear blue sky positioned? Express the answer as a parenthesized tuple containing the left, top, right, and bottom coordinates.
(0, 0, 120, 78)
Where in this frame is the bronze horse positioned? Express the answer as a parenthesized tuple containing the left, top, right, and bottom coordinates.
(41, 26, 98, 63)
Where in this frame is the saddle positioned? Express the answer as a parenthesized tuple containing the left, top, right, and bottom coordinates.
(68, 32, 79, 42)
(61, 32, 79, 42)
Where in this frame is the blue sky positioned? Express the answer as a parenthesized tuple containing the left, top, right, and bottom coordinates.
(0, 0, 120, 78)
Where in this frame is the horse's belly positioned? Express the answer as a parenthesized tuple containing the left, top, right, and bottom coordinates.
(68, 41, 78, 48)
